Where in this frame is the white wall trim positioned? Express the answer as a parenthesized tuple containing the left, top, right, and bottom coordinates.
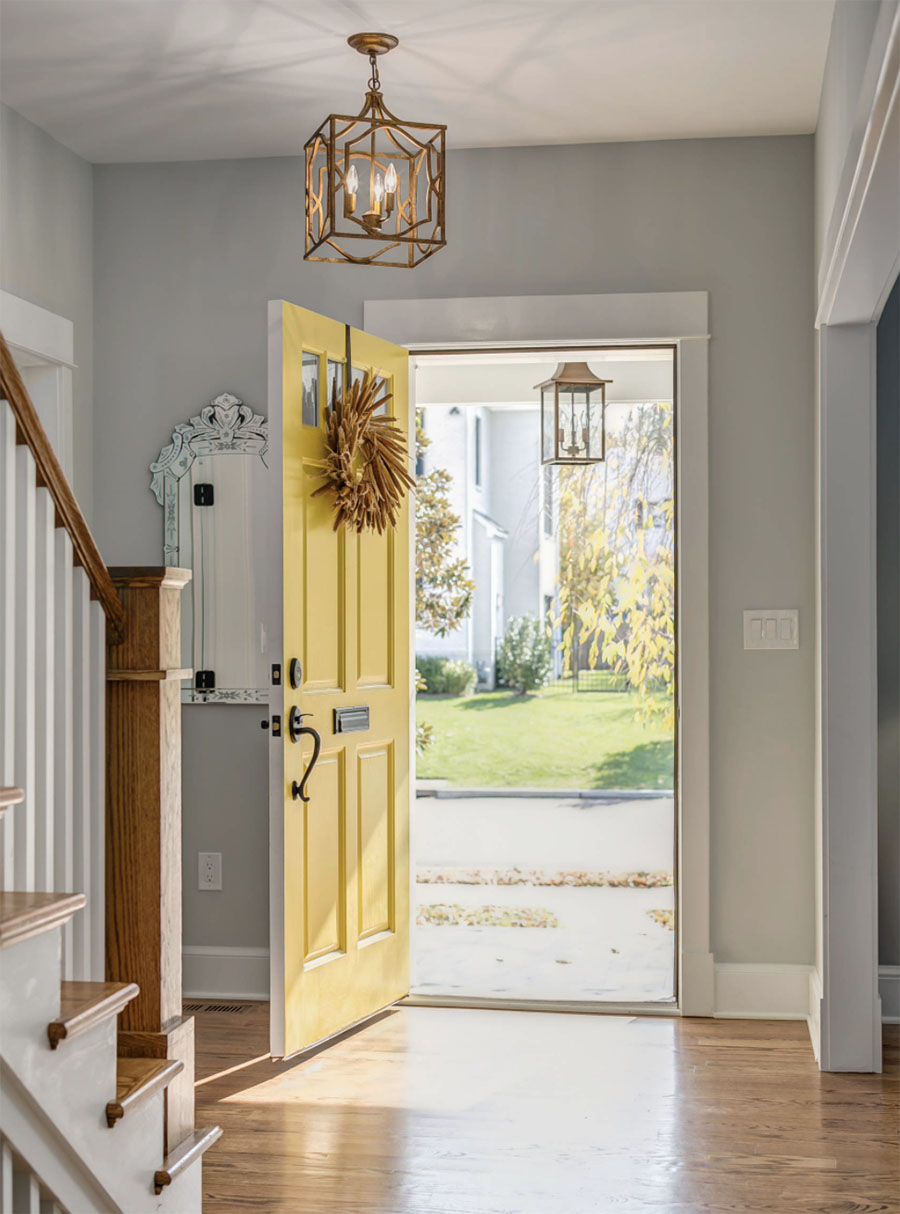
(366, 290, 714, 1016)
(807, 966, 823, 1061)
(714, 963, 813, 1021)
(817, 323, 882, 1073)
(817, 4, 900, 325)
(0, 291, 76, 481)
(183, 944, 270, 1001)
(812, 5, 898, 1076)
(0, 291, 75, 368)
(880, 965, 900, 1024)
(365, 291, 709, 347)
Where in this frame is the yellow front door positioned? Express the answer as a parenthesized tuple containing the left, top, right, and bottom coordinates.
(277, 301, 410, 1058)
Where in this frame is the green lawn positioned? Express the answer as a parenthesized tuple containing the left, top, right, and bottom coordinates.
(416, 686, 674, 790)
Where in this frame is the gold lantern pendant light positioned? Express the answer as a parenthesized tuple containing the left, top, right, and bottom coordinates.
(305, 33, 447, 268)
(535, 362, 612, 465)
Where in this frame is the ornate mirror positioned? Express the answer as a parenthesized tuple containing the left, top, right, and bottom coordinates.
(150, 392, 269, 703)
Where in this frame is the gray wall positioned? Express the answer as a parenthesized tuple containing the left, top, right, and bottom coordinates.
(877, 276, 899, 968)
(0, 104, 94, 516)
(92, 135, 816, 965)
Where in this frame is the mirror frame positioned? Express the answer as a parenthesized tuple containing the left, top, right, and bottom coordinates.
(150, 392, 269, 703)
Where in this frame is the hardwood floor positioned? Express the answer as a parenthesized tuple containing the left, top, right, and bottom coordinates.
(193, 1003, 899, 1213)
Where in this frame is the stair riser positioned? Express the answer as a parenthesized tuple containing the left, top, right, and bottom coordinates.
(159, 1155, 202, 1213)
(0, 931, 61, 1039)
(2, 1007, 174, 1209)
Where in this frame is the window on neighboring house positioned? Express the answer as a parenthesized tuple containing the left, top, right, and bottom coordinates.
(416, 409, 426, 477)
(542, 464, 554, 536)
(474, 416, 482, 487)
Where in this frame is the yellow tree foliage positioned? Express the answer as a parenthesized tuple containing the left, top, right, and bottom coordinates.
(554, 402, 675, 727)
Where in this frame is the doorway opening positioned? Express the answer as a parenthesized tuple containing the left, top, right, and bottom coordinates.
(410, 346, 677, 1007)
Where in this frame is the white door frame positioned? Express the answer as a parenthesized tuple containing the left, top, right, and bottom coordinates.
(812, 7, 899, 1072)
(365, 291, 714, 1015)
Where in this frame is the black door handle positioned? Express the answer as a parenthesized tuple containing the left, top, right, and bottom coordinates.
(289, 708, 321, 803)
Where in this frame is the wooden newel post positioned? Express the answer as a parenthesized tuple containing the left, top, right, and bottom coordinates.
(105, 566, 194, 1151)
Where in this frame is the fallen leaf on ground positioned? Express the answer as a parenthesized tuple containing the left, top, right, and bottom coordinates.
(417, 904, 560, 928)
(417, 867, 673, 889)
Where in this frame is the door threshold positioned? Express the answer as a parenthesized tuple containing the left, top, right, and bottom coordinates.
(402, 993, 680, 1017)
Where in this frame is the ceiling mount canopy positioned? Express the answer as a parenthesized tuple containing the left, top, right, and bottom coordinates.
(304, 32, 447, 269)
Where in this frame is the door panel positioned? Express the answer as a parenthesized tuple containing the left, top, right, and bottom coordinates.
(357, 530, 394, 687)
(277, 301, 410, 1057)
(357, 742, 394, 939)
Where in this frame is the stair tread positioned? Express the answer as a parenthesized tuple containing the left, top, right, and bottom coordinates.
(106, 1056, 184, 1127)
(0, 891, 86, 949)
(0, 786, 23, 810)
(48, 980, 140, 1048)
(154, 1125, 222, 1193)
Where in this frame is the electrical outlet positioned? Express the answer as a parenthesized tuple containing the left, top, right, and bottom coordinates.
(198, 851, 222, 891)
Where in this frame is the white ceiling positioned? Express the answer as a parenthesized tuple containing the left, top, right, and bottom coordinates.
(0, 0, 835, 164)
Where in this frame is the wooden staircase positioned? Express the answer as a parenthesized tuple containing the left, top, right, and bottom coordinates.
(0, 334, 221, 1210)
(0, 873, 221, 1210)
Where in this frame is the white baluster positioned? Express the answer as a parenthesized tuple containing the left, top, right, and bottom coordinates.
(0, 404, 16, 885)
(88, 600, 106, 979)
(1, 1138, 12, 1213)
(71, 567, 91, 978)
(12, 1165, 41, 1213)
(14, 444, 37, 892)
(54, 530, 75, 976)
(33, 488, 55, 892)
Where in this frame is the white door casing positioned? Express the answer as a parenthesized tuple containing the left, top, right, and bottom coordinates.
(813, 5, 899, 1073)
(364, 291, 714, 1016)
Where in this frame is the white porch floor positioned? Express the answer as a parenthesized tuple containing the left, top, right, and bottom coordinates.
(412, 794, 676, 1003)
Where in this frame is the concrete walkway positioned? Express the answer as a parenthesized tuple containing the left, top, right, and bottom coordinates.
(412, 794, 675, 1003)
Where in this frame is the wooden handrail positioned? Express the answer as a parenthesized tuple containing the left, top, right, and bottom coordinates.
(0, 330, 124, 640)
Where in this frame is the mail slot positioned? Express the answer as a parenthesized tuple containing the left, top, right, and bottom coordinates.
(333, 706, 370, 734)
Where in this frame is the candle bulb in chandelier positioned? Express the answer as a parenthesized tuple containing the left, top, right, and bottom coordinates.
(385, 163, 397, 216)
(344, 163, 358, 216)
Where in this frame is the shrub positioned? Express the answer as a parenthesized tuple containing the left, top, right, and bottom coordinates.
(496, 615, 552, 695)
(416, 655, 477, 697)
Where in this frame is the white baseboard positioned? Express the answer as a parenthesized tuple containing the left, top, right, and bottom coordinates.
(880, 965, 900, 1023)
(714, 963, 813, 1020)
(180, 950, 896, 1023)
(182, 945, 270, 1001)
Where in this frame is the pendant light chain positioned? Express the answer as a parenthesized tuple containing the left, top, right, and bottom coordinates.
(368, 51, 381, 92)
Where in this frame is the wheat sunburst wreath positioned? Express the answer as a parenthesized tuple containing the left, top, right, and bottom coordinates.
(311, 369, 415, 533)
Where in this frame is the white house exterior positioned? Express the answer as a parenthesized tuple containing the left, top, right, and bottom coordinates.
(416, 403, 556, 685)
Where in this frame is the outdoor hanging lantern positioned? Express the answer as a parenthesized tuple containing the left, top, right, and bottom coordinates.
(304, 33, 447, 268)
(535, 362, 612, 465)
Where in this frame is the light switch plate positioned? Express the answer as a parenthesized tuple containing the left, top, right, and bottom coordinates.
(743, 609, 799, 650)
